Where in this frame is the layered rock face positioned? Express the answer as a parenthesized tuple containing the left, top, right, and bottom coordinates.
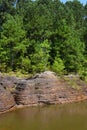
(15, 71, 87, 105)
(0, 85, 15, 113)
(15, 71, 59, 105)
(0, 71, 87, 113)
(0, 75, 16, 113)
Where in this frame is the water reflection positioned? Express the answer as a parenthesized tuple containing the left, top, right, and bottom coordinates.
(0, 102, 87, 130)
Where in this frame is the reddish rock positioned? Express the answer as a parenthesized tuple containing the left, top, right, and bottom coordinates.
(0, 71, 87, 114)
(15, 71, 87, 105)
(0, 85, 15, 112)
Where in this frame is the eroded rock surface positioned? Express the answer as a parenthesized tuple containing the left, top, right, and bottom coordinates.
(0, 71, 87, 113)
(0, 85, 15, 113)
(15, 71, 87, 105)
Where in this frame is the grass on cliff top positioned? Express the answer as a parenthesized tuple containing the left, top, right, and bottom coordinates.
(62, 74, 87, 90)
(0, 70, 32, 78)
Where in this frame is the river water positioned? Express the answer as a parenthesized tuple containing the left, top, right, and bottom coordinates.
(0, 102, 87, 130)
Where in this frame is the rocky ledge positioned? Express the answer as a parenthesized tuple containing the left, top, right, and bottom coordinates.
(0, 71, 87, 114)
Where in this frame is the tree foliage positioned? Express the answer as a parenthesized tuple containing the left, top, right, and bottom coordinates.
(0, 0, 87, 76)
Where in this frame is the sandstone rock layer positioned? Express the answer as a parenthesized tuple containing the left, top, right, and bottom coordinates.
(15, 71, 87, 105)
(0, 85, 15, 113)
(0, 71, 87, 113)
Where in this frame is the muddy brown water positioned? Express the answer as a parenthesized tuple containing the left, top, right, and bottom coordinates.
(0, 102, 87, 130)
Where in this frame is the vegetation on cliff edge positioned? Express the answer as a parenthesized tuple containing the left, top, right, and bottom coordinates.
(0, 0, 87, 80)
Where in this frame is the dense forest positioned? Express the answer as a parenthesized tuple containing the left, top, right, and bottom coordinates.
(0, 0, 87, 78)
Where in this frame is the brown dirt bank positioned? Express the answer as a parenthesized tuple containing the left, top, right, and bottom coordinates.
(0, 71, 87, 114)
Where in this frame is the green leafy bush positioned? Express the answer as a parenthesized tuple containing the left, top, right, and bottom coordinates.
(52, 57, 65, 75)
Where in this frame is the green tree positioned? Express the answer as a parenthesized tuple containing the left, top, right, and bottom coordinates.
(52, 56, 65, 75)
(30, 40, 50, 73)
(0, 13, 29, 71)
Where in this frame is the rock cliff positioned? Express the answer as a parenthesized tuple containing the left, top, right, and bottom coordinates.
(0, 84, 15, 113)
(0, 71, 87, 113)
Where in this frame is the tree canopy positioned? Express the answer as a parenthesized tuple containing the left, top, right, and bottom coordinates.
(0, 0, 87, 77)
